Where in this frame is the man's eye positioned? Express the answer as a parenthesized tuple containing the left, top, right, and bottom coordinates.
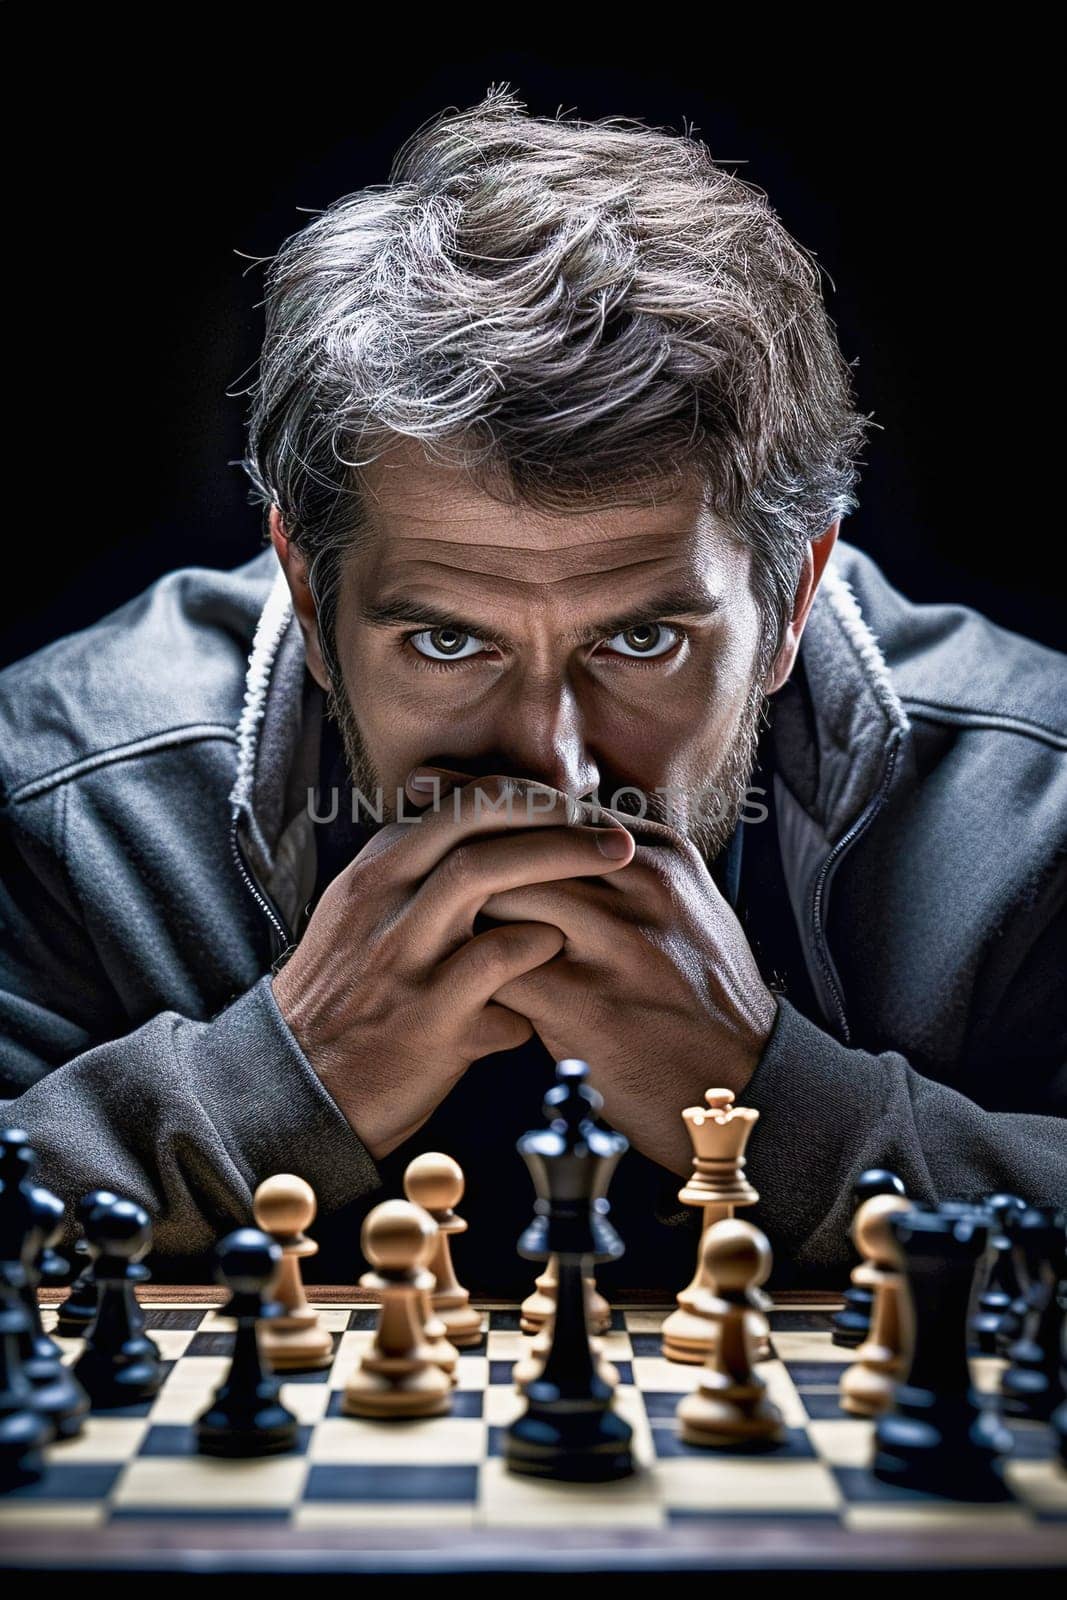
(603, 623, 681, 659)
(405, 622, 684, 668)
(408, 628, 491, 662)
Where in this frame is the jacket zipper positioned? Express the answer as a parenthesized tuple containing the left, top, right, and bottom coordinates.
(810, 728, 904, 1046)
(229, 804, 293, 966)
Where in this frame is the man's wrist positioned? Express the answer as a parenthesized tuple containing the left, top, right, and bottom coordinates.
(731, 983, 781, 1098)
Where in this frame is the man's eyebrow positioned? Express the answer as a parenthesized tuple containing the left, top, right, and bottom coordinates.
(358, 585, 723, 648)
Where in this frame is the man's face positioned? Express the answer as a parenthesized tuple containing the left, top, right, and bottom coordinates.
(323, 439, 771, 863)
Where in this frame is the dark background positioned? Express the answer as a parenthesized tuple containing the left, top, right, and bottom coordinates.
(3, 22, 1063, 667)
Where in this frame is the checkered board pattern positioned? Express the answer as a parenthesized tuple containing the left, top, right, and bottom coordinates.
(3, 1299, 1065, 1536)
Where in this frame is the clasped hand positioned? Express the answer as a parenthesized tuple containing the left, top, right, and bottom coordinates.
(407, 766, 778, 1178)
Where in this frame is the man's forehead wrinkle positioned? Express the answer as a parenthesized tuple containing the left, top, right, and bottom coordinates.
(363, 493, 710, 548)
(376, 533, 694, 582)
(380, 557, 694, 600)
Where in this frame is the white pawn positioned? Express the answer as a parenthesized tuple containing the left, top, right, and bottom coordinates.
(403, 1153, 484, 1347)
(343, 1201, 453, 1419)
(402, 1158, 460, 1387)
(253, 1174, 333, 1371)
(512, 1310, 620, 1393)
(676, 1219, 785, 1448)
(839, 1193, 914, 1417)
(519, 1254, 612, 1338)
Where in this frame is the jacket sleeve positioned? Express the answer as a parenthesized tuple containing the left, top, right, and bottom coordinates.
(0, 794, 382, 1257)
(741, 990, 1067, 1281)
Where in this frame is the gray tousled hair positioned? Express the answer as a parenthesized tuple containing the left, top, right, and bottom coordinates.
(240, 85, 872, 684)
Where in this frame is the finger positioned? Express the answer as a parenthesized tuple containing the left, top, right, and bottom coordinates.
(372, 772, 623, 883)
(406, 765, 690, 854)
(480, 870, 655, 949)
(464, 1000, 535, 1059)
(481, 837, 691, 931)
(479, 880, 614, 945)
(492, 952, 606, 1036)
(406, 822, 634, 965)
(431, 918, 566, 1017)
(404, 766, 476, 808)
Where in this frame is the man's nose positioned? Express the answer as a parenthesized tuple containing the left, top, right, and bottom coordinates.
(486, 673, 600, 805)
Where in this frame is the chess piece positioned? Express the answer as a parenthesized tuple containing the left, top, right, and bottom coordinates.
(873, 1206, 1012, 1500)
(971, 1193, 1027, 1354)
(518, 1254, 558, 1334)
(54, 1253, 97, 1338)
(839, 1193, 914, 1417)
(519, 1254, 612, 1338)
(996, 1201, 1039, 1356)
(0, 1133, 37, 1303)
(72, 1196, 164, 1407)
(676, 1218, 785, 1447)
(402, 1158, 461, 1385)
(505, 1059, 633, 1482)
(54, 1189, 120, 1338)
(17, 1184, 90, 1440)
(196, 1227, 299, 1456)
(512, 1309, 620, 1393)
(253, 1174, 334, 1371)
(403, 1153, 484, 1347)
(520, 1126, 614, 1339)
(1051, 1308, 1067, 1469)
(661, 1088, 761, 1364)
(36, 1216, 71, 1300)
(413, 1281, 461, 1389)
(0, 1132, 90, 1441)
(0, 1269, 50, 1489)
(1001, 1206, 1067, 1422)
(832, 1169, 907, 1349)
(343, 1200, 454, 1418)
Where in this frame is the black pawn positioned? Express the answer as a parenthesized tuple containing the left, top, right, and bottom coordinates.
(873, 1207, 1011, 1501)
(972, 1195, 1027, 1354)
(0, 1131, 36, 1284)
(998, 1204, 1042, 1357)
(0, 1131, 90, 1442)
(1051, 1310, 1067, 1468)
(39, 1240, 69, 1289)
(832, 1169, 906, 1349)
(53, 1260, 97, 1340)
(0, 1130, 37, 1274)
(54, 1189, 119, 1339)
(18, 1186, 89, 1440)
(0, 1271, 50, 1490)
(196, 1227, 297, 1457)
(505, 1059, 633, 1483)
(1001, 1207, 1067, 1423)
(72, 1198, 163, 1407)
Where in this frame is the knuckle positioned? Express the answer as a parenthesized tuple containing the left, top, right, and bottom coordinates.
(439, 841, 475, 890)
(463, 930, 500, 978)
(636, 844, 677, 892)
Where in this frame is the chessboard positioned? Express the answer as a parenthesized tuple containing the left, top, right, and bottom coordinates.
(0, 1289, 1064, 1577)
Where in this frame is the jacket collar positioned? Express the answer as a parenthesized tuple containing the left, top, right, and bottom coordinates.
(772, 545, 911, 846)
(765, 545, 911, 1037)
(228, 563, 321, 945)
(229, 541, 912, 1013)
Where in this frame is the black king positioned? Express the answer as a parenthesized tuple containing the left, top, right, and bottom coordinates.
(505, 1058, 634, 1482)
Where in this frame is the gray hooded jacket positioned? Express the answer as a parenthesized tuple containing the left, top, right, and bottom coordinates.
(0, 537, 1064, 1274)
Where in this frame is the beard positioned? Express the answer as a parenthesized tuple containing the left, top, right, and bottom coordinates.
(323, 664, 770, 872)
(631, 671, 770, 864)
(324, 673, 385, 827)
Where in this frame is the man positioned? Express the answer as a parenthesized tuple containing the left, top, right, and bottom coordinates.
(1, 92, 1064, 1292)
